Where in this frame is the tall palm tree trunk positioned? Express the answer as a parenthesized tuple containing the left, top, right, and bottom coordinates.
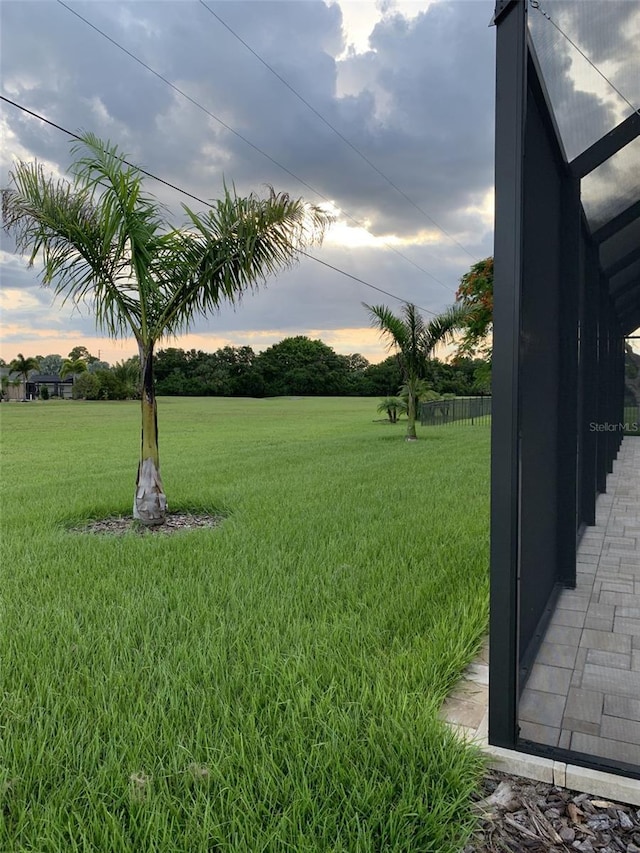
(406, 380, 418, 441)
(134, 343, 167, 525)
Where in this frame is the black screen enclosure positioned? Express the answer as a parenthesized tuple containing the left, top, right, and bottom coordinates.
(489, 0, 640, 778)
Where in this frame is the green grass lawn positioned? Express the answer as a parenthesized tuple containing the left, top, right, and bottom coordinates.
(0, 397, 490, 852)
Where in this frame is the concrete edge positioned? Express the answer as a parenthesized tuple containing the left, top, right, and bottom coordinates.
(467, 712, 640, 806)
(442, 636, 640, 806)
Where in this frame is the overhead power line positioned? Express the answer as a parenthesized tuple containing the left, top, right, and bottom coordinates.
(0, 94, 443, 317)
(53, 0, 456, 295)
(0, 97, 208, 207)
(198, 0, 478, 262)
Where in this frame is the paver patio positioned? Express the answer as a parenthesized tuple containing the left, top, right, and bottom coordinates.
(441, 437, 640, 779)
(519, 436, 640, 764)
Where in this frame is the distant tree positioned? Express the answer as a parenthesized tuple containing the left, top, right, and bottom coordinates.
(345, 353, 369, 373)
(472, 361, 492, 395)
(3, 132, 328, 525)
(87, 359, 111, 373)
(68, 345, 94, 363)
(209, 346, 261, 396)
(39, 354, 64, 375)
(455, 256, 493, 359)
(256, 337, 349, 396)
(92, 369, 130, 400)
(337, 352, 370, 395)
(155, 348, 189, 383)
(60, 357, 88, 379)
(362, 355, 403, 397)
(154, 343, 360, 398)
(8, 353, 40, 391)
(365, 302, 470, 440)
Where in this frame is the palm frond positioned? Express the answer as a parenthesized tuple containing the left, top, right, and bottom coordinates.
(152, 187, 330, 338)
(1, 133, 177, 341)
(364, 303, 410, 352)
(421, 304, 471, 356)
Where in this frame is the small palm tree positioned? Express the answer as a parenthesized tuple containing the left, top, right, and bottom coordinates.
(377, 396, 406, 423)
(365, 302, 469, 440)
(8, 352, 40, 398)
(3, 133, 329, 524)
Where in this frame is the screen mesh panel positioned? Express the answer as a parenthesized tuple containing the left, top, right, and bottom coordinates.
(610, 258, 640, 298)
(599, 218, 640, 273)
(581, 136, 640, 231)
(527, 1, 639, 162)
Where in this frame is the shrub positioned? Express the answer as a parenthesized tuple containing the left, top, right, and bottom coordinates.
(72, 372, 100, 400)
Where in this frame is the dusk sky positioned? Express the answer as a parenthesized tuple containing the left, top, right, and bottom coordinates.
(2, 0, 496, 365)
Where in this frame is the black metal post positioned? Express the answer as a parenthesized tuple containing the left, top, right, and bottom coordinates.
(578, 236, 599, 525)
(557, 174, 581, 586)
(489, 0, 526, 749)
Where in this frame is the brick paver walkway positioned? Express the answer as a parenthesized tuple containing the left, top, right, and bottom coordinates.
(520, 437, 640, 763)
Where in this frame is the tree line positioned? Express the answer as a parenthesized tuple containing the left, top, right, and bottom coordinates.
(1, 339, 491, 401)
(154, 337, 491, 398)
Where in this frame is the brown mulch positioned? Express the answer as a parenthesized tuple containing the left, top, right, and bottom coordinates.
(68, 512, 225, 536)
(466, 770, 640, 853)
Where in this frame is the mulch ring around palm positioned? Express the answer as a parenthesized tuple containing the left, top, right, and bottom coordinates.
(68, 512, 225, 536)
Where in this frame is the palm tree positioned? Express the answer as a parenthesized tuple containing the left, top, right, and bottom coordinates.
(3, 133, 329, 524)
(60, 357, 88, 379)
(8, 352, 40, 399)
(376, 396, 406, 423)
(112, 357, 141, 399)
(365, 302, 469, 440)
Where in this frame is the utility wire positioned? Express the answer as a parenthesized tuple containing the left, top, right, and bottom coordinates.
(54, 0, 456, 295)
(0, 97, 209, 207)
(0, 94, 442, 316)
(297, 250, 437, 308)
(531, 1, 640, 114)
(198, 0, 478, 262)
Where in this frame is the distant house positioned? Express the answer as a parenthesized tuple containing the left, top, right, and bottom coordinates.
(27, 373, 74, 399)
(1, 368, 20, 401)
(0, 369, 74, 400)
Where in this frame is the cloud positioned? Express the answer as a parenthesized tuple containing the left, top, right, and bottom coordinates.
(1, 0, 496, 362)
